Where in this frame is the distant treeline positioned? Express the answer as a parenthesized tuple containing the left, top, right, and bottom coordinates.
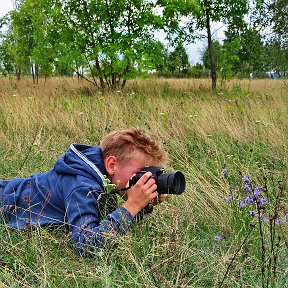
(0, 0, 287, 89)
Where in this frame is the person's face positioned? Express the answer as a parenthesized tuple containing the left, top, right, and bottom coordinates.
(105, 153, 156, 190)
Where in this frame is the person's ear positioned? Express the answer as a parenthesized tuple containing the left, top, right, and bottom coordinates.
(105, 156, 117, 176)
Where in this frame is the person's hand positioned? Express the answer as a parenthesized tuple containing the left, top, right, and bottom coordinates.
(122, 172, 158, 217)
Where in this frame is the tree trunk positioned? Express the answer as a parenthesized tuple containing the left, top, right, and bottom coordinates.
(121, 79, 127, 88)
(36, 64, 39, 85)
(205, 1, 217, 90)
(31, 64, 35, 85)
(240, 61, 244, 79)
(77, 67, 80, 81)
(95, 58, 105, 89)
(16, 67, 21, 80)
(105, 0, 117, 89)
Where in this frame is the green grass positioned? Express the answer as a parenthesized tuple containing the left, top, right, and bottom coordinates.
(0, 77, 288, 287)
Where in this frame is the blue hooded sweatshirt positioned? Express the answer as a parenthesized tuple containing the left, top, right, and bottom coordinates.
(0, 144, 135, 256)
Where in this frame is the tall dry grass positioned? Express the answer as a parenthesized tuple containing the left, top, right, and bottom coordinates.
(1, 77, 287, 144)
(0, 77, 288, 287)
(1, 77, 288, 218)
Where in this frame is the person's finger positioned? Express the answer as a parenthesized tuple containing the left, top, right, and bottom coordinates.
(145, 190, 158, 201)
(143, 178, 156, 190)
(146, 183, 157, 194)
(136, 172, 152, 185)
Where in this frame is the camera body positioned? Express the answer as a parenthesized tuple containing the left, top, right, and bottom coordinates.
(129, 166, 185, 195)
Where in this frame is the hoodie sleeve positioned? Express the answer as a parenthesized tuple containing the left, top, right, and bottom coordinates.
(64, 186, 135, 256)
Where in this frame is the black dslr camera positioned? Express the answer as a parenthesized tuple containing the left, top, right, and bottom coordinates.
(129, 166, 186, 195)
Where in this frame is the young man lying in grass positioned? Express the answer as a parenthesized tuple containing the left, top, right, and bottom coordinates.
(0, 128, 168, 256)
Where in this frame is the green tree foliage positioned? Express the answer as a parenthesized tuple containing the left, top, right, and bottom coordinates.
(187, 62, 208, 78)
(254, 0, 288, 46)
(270, 0, 288, 45)
(199, 0, 249, 89)
(266, 39, 288, 76)
(167, 42, 190, 76)
(154, 43, 170, 76)
(48, 0, 165, 88)
(1, 0, 287, 85)
(202, 27, 268, 79)
(0, 0, 59, 80)
(1, 5, 34, 79)
(159, 0, 249, 89)
(202, 40, 222, 70)
(154, 42, 190, 77)
(1, 0, 166, 89)
(219, 34, 242, 79)
(238, 28, 267, 78)
(0, 15, 15, 76)
(251, 0, 288, 77)
(221, 26, 267, 79)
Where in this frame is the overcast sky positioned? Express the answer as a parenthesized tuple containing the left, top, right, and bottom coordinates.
(0, 0, 13, 17)
(0, 0, 227, 64)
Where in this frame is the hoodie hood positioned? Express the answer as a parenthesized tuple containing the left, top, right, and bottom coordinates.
(54, 144, 106, 184)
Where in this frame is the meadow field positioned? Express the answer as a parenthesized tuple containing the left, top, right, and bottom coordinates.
(0, 77, 288, 287)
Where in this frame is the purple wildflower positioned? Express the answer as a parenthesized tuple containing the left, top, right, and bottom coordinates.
(276, 219, 281, 225)
(240, 201, 246, 207)
(260, 198, 268, 205)
(244, 183, 251, 192)
(215, 234, 222, 241)
(222, 169, 229, 175)
(242, 176, 250, 183)
(226, 195, 232, 202)
(246, 196, 255, 205)
(263, 216, 269, 223)
(253, 186, 262, 198)
(282, 215, 287, 223)
(250, 210, 257, 216)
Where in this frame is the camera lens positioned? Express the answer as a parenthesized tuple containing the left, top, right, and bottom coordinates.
(157, 171, 185, 195)
(168, 171, 185, 195)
